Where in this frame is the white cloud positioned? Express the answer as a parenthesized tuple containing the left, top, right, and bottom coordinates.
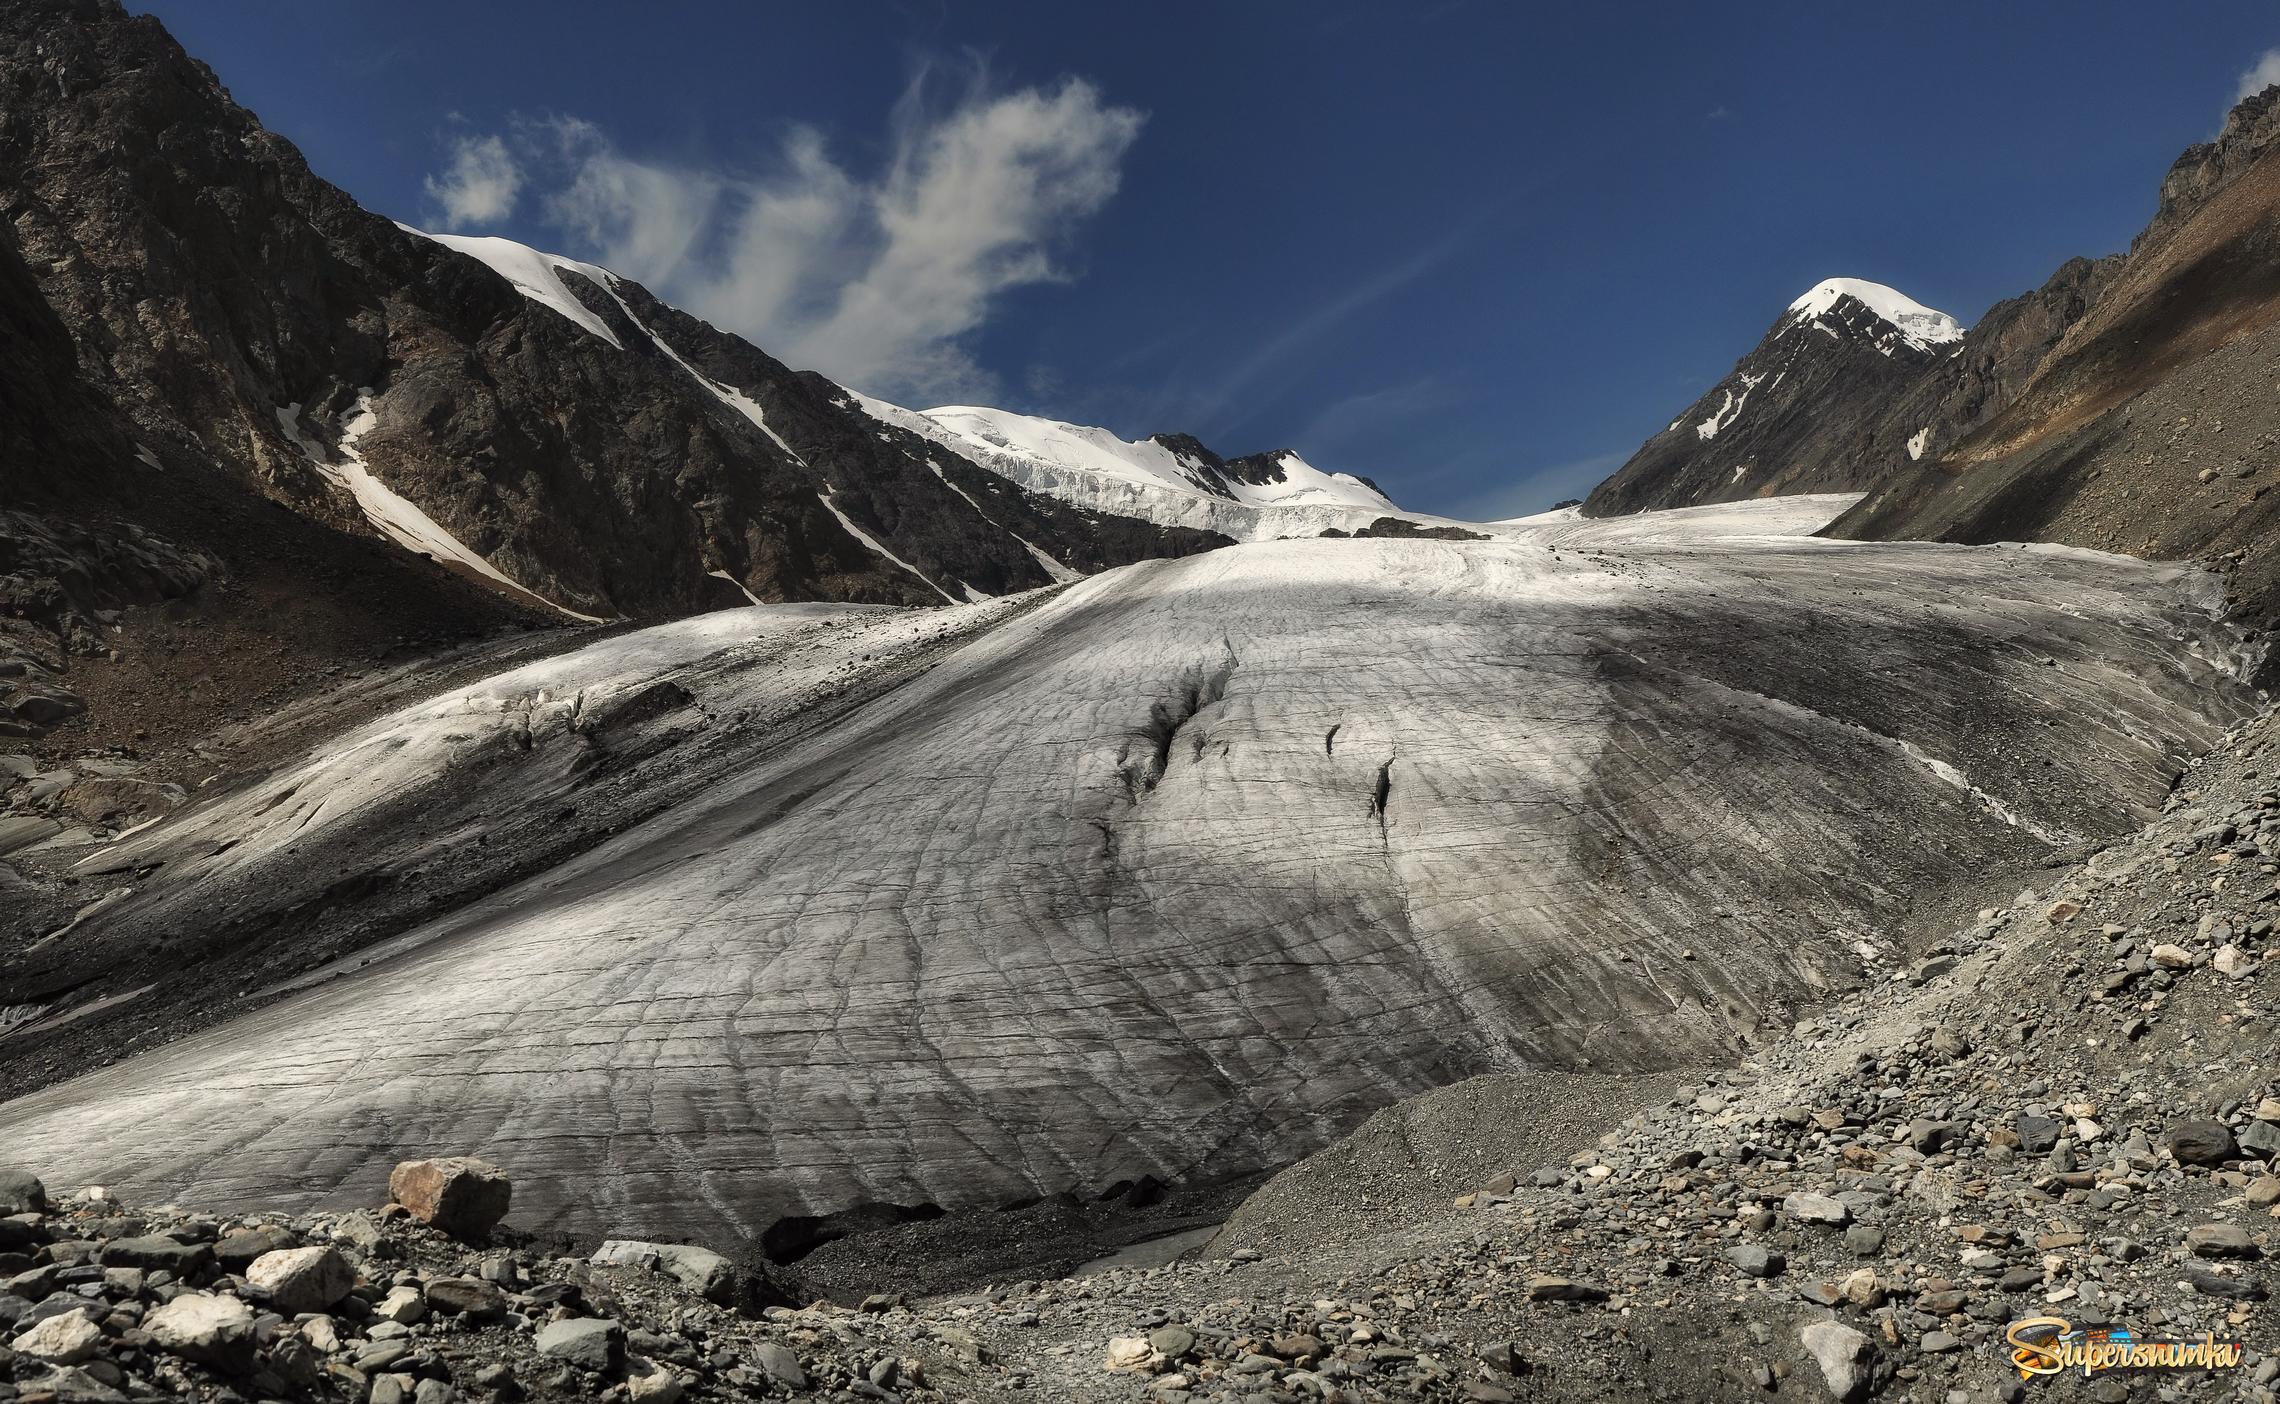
(2236, 49, 2280, 109)
(435, 73, 1143, 402)
(423, 134, 523, 226)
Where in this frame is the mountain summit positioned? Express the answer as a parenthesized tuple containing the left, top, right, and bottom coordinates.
(1588, 83, 2280, 648)
(1583, 278, 1966, 515)
(1784, 277, 1964, 355)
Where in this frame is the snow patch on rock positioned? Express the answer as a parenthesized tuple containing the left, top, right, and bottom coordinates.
(403, 227, 624, 349)
(277, 397, 604, 623)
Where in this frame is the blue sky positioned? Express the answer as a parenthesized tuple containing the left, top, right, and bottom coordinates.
(137, 2, 2280, 517)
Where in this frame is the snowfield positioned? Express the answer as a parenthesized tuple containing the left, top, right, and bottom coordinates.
(844, 394, 1429, 542)
(0, 499, 2256, 1251)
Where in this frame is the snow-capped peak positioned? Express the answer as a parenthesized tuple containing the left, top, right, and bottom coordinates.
(878, 402, 1395, 514)
(1785, 277, 1964, 352)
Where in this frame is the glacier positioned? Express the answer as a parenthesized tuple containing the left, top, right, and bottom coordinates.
(0, 498, 2255, 1252)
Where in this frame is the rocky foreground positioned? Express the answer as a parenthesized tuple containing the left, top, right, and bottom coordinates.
(12, 713, 2280, 1403)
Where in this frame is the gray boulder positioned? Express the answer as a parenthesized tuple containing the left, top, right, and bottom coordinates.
(0, 1167, 45, 1214)
(2166, 1119, 2237, 1166)
(536, 1317, 623, 1373)
(144, 1291, 256, 1372)
(592, 1239, 737, 1304)
(246, 1246, 354, 1313)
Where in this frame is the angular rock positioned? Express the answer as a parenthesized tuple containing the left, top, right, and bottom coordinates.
(1799, 1320, 1871, 1400)
(1908, 1120, 1966, 1155)
(592, 1239, 737, 1304)
(245, 1245, 354, 1314)
(751, 1341, 807, 1389)
(1523, 1275, 1611, 1302)
(1839, 1269, 1884, 1308)
(11, 1308, 102, 1364)
(2187, 1265, 2268, 1299)
(2013, 1114, 2061, 1155)
(535, 1316, 622, 1372)
(97, 1234, 212, 1275)
(1725, 1244, 1785, 1278)
(1998, 1265, 2044, 1293)
(0, 1167, 45, 1215)
(145, 1290, 256, 1373)
(2167, 1119, 2238, 1166)
(1784, 1191, 1851, 1227)
(213, 1226, 297, 1272)
(2187, 1223, 2259, 1259)
(2241, 1120, 2280, 1160)
(375, 1285, 428, 1323)
(13, 1364, 127, 1404)
(424, 1276, 508, 1319)
(388, 1157, 511, 1240)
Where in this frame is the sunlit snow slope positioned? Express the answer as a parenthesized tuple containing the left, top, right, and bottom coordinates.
(846, 395, 1422, 541)
(0, 500, 2255, 1250)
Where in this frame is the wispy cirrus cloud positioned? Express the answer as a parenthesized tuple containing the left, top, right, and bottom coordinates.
(1203, 234, 1469, 425)
(422, 67, 1144, 403)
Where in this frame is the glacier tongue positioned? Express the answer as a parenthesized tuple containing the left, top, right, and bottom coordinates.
(0, 499, 2254, 1251)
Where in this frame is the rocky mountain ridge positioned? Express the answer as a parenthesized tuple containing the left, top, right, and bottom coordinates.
(1581, 279, 1965, 515)
(0, 0, 1266, 762)
(1591, 84, 2280, 650)
(1829, 81, 2280, 649)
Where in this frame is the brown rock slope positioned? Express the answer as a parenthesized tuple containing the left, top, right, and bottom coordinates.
(1832, 88, 2280, 651)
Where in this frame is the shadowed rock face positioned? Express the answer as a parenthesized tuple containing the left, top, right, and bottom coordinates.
(1582, 286, 1961, 517)
(0, 0, 1227, 628)
(0, 501, 2255, 1251)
